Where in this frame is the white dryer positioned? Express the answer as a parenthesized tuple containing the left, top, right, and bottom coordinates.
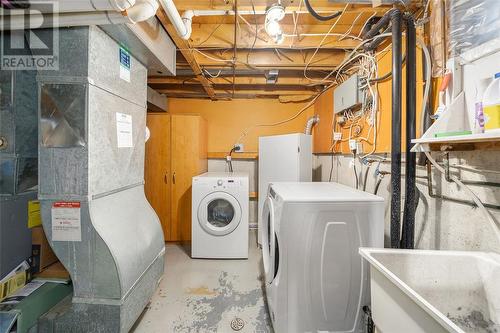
(192, 172, 249, 259)
(261, 182, 384, 333)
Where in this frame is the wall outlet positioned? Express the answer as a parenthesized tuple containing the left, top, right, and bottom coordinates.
(333, 132, 342, 141)
(349, 139, 357, 151)
(234, 143, 244, 152)
(356, 141, 363, 155)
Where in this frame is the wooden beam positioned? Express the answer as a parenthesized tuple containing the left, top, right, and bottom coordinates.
(155, 86, 318, 95)
(172, 1, 394, 13)
(149, 76, 327, 87)
(156, 8, 216, 99)
(176, 48, 346, 70)
(159, 91, 316, 100)
(189, 24, 361, 50)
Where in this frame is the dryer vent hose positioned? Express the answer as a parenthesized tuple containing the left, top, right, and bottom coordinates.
(304, 115, 320, 135)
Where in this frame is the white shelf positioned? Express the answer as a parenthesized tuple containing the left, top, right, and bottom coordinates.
(412, 132, 500, 145)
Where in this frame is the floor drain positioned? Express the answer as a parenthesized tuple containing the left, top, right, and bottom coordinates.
(230, 317, 245, 331)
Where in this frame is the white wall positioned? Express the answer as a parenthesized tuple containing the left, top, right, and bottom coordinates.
(314, 151, 500, 253)
(208, 159, 259, 227)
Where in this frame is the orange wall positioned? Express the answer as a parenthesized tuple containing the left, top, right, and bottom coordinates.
(313, 45, 426, 154)
(168, 98, 314, 153)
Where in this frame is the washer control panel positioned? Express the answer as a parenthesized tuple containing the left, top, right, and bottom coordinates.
(212, 178, 240, 189)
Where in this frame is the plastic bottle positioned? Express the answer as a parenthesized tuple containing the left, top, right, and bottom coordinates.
(482, 72, 500, 131)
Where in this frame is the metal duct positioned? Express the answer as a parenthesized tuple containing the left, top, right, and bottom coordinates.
(304, 115, 320, 135)
(36, 26, 164, 332)
(101, 16, 177, 76)
(0, 51, 39, 278)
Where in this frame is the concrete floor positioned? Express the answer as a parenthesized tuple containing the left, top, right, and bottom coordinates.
(132, 231, 273, 333)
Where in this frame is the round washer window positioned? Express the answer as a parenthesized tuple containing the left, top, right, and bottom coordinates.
(207, 199, 235, 228)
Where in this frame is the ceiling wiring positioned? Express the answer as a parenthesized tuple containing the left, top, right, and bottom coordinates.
(289, 0, 303, 48)
(302, 4, 349, 83)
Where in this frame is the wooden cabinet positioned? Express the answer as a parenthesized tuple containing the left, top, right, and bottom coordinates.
(145, 113, 207, 242)
(145, 113, 172, 240)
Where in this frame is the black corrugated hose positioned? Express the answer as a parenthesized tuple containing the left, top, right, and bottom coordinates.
(304, 0, 342, 21)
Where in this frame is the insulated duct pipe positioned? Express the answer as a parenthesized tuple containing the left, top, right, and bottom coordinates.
(305, 115, 320, 135)
(390, 10, 403, 249)
(157, 0, 194, 40)
(0, 0, 136, 12)
(401, 16, 417, 249)
(1, 0, 158, 28)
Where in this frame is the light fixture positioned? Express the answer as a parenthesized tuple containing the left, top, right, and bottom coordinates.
(265, 2, 285, 44)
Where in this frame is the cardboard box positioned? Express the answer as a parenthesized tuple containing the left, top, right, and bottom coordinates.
(31, 227, 58, 273)
(35, 262, 70, 280)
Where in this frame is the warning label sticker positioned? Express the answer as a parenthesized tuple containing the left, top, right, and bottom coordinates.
(51, 202, 82, 242)
(116, 112, 133, 148)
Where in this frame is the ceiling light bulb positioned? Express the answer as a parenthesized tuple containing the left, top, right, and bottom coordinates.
(274, 33, 284, 44)
(265, 3, 285, 44)
(265, 20, 282, 37)
(266, 4, 285, 22)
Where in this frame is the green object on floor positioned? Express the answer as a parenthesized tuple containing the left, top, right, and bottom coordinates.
(0, 282, 72, 333)
(434, 130, 472, 138)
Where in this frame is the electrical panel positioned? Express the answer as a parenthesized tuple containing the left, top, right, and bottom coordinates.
(334, 74, 361, 114)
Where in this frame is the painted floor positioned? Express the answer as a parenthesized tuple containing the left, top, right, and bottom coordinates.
(132, 231, 273, 333)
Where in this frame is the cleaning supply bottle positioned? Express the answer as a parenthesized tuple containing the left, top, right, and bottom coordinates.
(482, 72, 500, 131)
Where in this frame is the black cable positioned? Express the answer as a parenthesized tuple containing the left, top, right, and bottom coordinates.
(304, 0, 342, 22)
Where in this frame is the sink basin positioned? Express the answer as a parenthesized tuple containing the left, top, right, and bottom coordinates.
(359, 248, 500, 333)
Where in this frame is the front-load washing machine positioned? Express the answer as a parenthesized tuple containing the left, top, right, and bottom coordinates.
(261, 182, 384, 333)
(192, 172, 249, 259)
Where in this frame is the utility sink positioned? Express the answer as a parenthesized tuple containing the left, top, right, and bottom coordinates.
(359, 248, 500, 333)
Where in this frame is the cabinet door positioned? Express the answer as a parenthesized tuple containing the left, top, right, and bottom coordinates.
(144, 113, 171, 241)
(170, 115, 208, 242)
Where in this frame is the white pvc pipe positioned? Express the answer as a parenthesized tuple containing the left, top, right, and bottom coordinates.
(2, 0, 158, 28)
(6, 0, 136, 13)
(2, 11, 130, 30)
(157, 0, 192, 40)
(126, 0, 159, 24)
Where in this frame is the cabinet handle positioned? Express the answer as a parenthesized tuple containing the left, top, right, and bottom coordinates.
(172, 172, 176, 184)
(164, 172, 168, 184)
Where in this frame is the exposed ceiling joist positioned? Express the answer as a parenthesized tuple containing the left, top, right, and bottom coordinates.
(189, 24, 361, 49)
(149, 1, 413, 100)
(176, 49, 347, 71)
(156, 8, 217, 99)
(149, 76, 327, 87)
(171, 1, 393, 13)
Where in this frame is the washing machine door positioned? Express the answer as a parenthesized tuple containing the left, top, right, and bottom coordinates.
(262, 197, 276, 284)
(197, 192, 242, 236)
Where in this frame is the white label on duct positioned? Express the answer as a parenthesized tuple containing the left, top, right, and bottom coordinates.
(52, 202, 81, 242)
(116, 112, 133, 148)
(119, 47, 131, 82)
